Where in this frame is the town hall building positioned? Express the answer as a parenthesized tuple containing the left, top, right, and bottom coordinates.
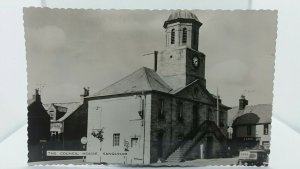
(86, 10, 230, 164)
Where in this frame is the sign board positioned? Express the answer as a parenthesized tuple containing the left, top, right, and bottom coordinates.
(47, 151, 98, 156)
(81, 137, 88, 144)
(50, 122, 64, 133)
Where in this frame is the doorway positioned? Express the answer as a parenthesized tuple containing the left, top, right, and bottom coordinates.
(157, 132, 164, 159)
(205, 136, 213, 159)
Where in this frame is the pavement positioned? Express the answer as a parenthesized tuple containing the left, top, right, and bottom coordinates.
(28, 157, 239, 167)
(151, 157, 239, 167)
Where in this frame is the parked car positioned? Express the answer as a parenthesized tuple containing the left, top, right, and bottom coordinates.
(237, 149, 268, 166)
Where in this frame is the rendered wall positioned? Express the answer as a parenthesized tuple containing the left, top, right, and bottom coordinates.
(86, 94, 151, 164)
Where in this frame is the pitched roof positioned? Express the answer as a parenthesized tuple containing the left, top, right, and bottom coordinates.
(43, 102, 82, 122)
(170, 79, 230, 109)
(228, 104, 272, 126)
(90, 67, 173, 98)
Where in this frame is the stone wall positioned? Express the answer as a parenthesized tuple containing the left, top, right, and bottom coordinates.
(149, 92, 225, 162)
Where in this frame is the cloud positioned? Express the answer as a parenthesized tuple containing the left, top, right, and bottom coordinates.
(24, 9, 276, 106)
(28, 25, 66, 51)
(209, 60, 252, 86)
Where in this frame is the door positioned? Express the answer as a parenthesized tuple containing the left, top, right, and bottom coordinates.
(157, 132, 164, 159)
(205, 136, 213, 159)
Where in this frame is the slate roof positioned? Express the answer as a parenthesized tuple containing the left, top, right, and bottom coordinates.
(163, 10, 202, 28)
(167, 10, 199, 22)
(228, 104, 272, 126)
(43, 102, 82, 122)
(90, 67, 173, 98)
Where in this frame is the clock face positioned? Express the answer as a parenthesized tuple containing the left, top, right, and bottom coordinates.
(192, 56, 199, 68)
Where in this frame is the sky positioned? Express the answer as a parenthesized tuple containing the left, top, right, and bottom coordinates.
(24, 8, 277, 107)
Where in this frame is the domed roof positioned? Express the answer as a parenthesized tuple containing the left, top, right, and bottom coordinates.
(167, 10, 199, 22)
(163, 10, 202, 28)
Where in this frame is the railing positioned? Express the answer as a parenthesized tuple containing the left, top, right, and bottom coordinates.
(183, 121, 228, 158)
(166, 120, 227, 160)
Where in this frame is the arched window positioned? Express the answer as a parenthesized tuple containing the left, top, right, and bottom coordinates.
(182, 28, 187, 44)
(171, 29, 175, 44)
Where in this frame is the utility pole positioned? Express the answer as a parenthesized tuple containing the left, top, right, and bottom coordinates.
(216, 88, 219, 126)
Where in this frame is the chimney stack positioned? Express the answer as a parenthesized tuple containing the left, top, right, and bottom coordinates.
(33, 89, 41, 102)
(80, 87, 90, 103)
(239, 95, 248, 110)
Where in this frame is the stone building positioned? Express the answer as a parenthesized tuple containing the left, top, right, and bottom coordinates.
(86, 10, 230, 164)
(27, 89, 51, 162)
(228, 95, 272, 154)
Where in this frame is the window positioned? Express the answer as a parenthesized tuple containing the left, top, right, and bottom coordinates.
(158, 99, 165, 120)
(219, 111, 224, 127)
(182, 28, 187, 43)
(171, 29, 175, 44)
(247, 125, 252, 136)
(131, 138, 138, 148)
(262, 141, 270, 149)
(113, 133, 120, 146)
(177, 102, 184, 122)
(49, 110, 55, 120)
(264, 124, 269, 135)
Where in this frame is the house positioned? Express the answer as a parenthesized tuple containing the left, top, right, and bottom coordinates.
(228, 95, 272, 153)
(27, 89, 51, 162)
(43, 102, 82, 142)
(43, 88, 89, 153)
(85, 10, 230, 164)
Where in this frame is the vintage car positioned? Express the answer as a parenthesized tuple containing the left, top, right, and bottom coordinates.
(237, 149, 269, 166)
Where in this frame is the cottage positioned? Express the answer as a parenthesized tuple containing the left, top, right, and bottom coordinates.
(228, 95, 272, 153)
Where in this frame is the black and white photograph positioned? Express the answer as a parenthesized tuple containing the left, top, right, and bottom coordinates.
(24, 8, 277, 166)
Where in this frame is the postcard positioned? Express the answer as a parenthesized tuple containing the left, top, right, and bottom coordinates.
(25, 8, 277, 166)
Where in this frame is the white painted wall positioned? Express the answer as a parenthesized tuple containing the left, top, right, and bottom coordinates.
(86, 94, 151, 164)
(256, 124, 271, 147)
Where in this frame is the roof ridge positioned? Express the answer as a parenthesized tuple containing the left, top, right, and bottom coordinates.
(143, 67, 153, 91)
(57, 104, 82, 122)
(172, 79, 198, 94)
(144, 68, 172, 91)
(92, 67, 145, 96)
(91, 67, 174, 97)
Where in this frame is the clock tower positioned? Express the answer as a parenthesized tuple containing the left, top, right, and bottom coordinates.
(157, 10, 206, 90)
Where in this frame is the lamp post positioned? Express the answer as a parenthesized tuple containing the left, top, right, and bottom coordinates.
(80, 137, 87, 162)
